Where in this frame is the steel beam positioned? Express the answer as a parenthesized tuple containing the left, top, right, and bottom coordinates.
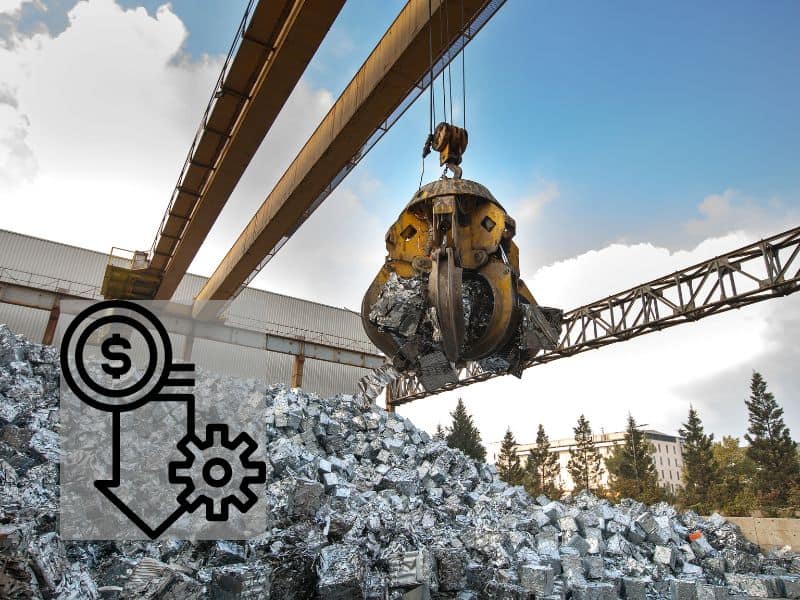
(153, 312, 385, 370)
(0, 276, 385, 370)
(389, 225, 800, 406)
(0, 281, 66, 311)
(152, 0, 345, 299)
(193, 0, 508, 316)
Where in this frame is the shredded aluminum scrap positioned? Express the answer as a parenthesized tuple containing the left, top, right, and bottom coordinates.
(366, 272, 563, 391)
(0, 323, 798, 599)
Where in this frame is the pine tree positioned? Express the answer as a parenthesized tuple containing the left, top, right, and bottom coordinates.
(709, 436, 758, 516)
(567, 415, 604, 492)
(524, 424, 561, 498)
(496, 427, 524, 485)
(606, 413, 662, 503)
(678, 405, 718, 513)
(744, 372, 800, 511)
(445, 398, 487, 462)
(433, 423, 446, 441)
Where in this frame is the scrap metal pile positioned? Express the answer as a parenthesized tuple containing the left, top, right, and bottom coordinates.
(362, 177, 563, 392)
(2, 324, 800, 599)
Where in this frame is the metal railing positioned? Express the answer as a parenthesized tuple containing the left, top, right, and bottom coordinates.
(0, 266, 102, 299)
(148, 0, 259, 267)
(224, 313, 378, 356)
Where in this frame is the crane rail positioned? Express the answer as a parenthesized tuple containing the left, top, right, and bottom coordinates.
(388, 225, 800, 406)
(149, 0, 345, 300)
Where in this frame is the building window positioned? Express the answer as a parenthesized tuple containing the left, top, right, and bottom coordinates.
(667, 457, 670, 466)
(658, 444, 661, 452)
(660, 470, 664, 479)
(659, 457, 662, 465)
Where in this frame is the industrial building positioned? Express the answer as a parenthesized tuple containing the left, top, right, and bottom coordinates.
(515, 429, 685, 493)
(0, 228, 380, 398)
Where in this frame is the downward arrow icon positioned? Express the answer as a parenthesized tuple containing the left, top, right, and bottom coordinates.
(95, 396, 194, 539)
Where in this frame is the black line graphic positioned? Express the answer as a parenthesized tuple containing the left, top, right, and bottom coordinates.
(61, 300, 266, 540)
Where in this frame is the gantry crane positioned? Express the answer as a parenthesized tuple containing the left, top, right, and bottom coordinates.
(100, 0, 799, 410)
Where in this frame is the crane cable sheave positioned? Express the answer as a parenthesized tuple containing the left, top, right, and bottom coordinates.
(423, 122, 469, 179)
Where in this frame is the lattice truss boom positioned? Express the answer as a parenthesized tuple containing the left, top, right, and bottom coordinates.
(390, 226, 800, 405)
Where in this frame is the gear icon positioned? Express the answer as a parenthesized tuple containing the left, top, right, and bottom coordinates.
(168, 424, 267, 521)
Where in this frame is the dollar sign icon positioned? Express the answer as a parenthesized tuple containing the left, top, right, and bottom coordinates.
(101, 333, 133, 379)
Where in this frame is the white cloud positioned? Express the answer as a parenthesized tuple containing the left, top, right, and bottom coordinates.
(512, 178, 559, 223)
(528, 233, 748, 308)
(0, 0, 26, 15)
(253, 174, 386, 311)
(186, 81, 334, 280)
(684, 188, 798, 242)
(0, 0, 221, 252)
(0, 0, 335, 267)
(0, 103, 36, 184)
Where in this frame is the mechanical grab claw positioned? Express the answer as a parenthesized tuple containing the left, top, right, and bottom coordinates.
(362, 174, 563, 392)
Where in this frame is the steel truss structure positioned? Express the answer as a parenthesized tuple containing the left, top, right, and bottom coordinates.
(388, 225, 800, 406)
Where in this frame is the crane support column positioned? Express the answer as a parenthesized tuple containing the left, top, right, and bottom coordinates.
(41, 296, 60, 346)
(181, 330, 196, 362)
(291, 353, 305, 388)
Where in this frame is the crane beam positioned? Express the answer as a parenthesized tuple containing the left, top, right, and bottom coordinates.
(193, 0, 508, 317)
(151, 0, 345, 300)
(0, 267, 384, 369)
(387, 225, 800, 406)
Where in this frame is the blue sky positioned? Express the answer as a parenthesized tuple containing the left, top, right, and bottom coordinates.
(154, 0, 800, 266)
(13, 0, 798, 253)
(2, 0, 798, 443)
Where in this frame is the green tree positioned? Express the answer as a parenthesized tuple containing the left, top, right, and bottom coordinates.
(433, 423, 446, 441)
(709, 436, 757, 516)
(496, 427, 524, 485)
(678, 405, 719, 513)
(524, 424, 561, 498)
(744, 371, 800, 512)
(445, 398, 486, 462)
(788, 482, 800, 516)
(567, 415, 604, 492)
(606, 414, 662, 503)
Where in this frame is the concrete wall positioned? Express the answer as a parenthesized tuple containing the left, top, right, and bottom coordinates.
(725, 516, 800, 551)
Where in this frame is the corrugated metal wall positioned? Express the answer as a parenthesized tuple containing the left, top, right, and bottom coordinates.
(0, 303, 49, 340)
(0, 229, 375, 398)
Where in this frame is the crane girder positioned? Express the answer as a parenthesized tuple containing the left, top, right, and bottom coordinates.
(192, 0, 508, 318)
(149, 0, 345, 300)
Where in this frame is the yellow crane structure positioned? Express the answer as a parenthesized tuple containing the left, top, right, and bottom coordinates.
(100, 0, 799, 409)
(102, 0, 346, 301)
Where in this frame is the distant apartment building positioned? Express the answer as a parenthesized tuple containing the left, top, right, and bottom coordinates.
(515, 430, 685, 492)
